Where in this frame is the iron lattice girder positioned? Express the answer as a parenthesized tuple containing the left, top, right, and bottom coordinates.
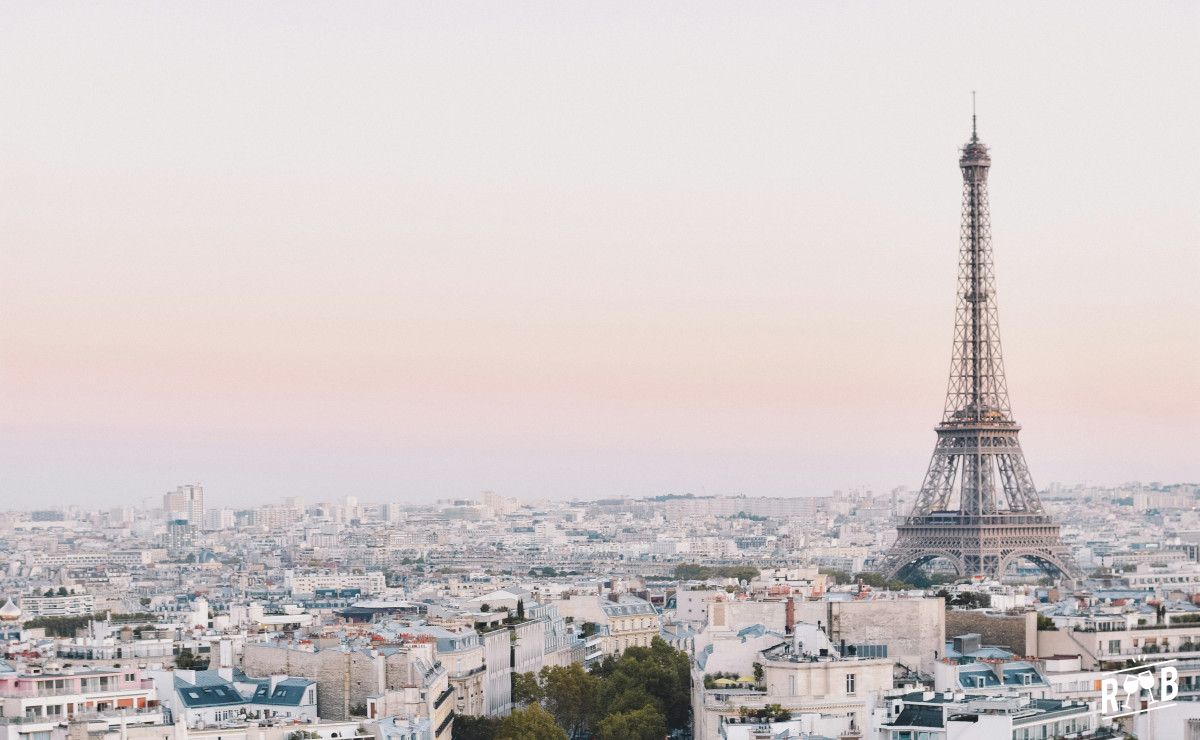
(878, 125, 1078, 581)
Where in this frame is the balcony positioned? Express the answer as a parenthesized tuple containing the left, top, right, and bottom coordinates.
(1, 708, 164, 726)
(0, 681, 155, 699)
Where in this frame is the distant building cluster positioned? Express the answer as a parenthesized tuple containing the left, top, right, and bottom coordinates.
(0, 481, 1197, 738)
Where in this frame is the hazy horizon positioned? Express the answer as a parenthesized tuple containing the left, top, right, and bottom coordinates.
(3, 2, 1197, 509)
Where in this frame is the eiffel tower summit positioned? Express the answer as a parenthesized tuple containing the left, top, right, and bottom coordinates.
(877, 111, 1078, 583)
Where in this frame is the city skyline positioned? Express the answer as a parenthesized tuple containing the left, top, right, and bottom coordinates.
(3, 3, 1198, 508)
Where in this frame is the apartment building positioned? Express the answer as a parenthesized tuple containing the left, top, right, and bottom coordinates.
(284, 570, 387, 597)
(878, 691, 1100, 740)
(0, 663, 160, 727)
(20, 593, 95, 618)
(692, 623, 893, 740)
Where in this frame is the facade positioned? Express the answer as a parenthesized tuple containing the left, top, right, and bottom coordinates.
(795, 597, 945, 677)
(284, 570, 387, 597)
(29, 551, 156, 568)
(386, 626, 486, 717)
(692, 624, 893, 740)
(0, 664, 159, 725)
(510, 618, 547, 678)
(555, 593, 660, 658)
(164, 484, 205, 525)
(366, 652, 452, 740)
(481, 629, 511, 717)
(1039, 619, 1200, 668)
(600, 595, 660, 655)
(19, 593, 95, 618)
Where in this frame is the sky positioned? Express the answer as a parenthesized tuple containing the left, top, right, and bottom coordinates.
(1, 2, 1197, 509)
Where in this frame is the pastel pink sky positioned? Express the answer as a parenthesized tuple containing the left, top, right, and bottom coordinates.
(2, 3, 1197, 508)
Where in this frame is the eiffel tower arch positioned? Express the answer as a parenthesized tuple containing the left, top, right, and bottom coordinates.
(877, 113, 1078, 583)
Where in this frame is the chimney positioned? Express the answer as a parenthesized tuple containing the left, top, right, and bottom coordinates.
(218, 639, 233, 669)
(785, 597, 795, 635)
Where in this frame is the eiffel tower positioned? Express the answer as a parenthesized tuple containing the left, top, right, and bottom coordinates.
(877, 113, 1077, 582)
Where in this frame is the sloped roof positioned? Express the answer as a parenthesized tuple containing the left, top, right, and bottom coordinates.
(175, 677, 245, 708)
(251, 679, 313, 706)
(888, 705, 944, 729)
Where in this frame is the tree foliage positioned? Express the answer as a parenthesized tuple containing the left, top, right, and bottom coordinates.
(511, 671, 544, 706)
(595, 704, 667, 740)
(450, 715, 500, 740)
(673, 563, 760, 582)
(175, 648, 198, 668)
(538, 664, 600, 735)
(459, 637, 690, 738)
(24, 615, 93, 637)
(494, 704, 567, 740)
(592, 637, 691, 731)
(937, 590, 991, 609)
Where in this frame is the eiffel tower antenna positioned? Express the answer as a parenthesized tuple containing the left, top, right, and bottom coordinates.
(876, 116, 1078, 582)
(971, 91, 977, 140)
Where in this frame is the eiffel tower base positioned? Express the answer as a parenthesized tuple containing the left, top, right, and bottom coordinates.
(878, 513, 1077, 582)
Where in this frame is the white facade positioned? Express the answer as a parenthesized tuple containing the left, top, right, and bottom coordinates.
(284, 570, 387, 596)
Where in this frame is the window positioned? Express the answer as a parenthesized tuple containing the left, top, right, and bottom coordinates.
(845, 673, 856, 694)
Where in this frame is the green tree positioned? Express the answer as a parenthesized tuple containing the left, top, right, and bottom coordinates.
(716, 565, 760, 582)
(512, 671, 543, 706)
(949, 592, 991, 609)
(175, 648, 196, 668)
(495, 704, 567, 740)
(596, 704, 667, 740)
(593, 637, 691, 731)
(539, 663, 600, 735)
(818, 568, 852, 584)
(451, 715, 500, 740)
(673, 563, 709, 580)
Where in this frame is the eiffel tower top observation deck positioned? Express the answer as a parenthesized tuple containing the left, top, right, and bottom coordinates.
(877, 113, 1077, 580)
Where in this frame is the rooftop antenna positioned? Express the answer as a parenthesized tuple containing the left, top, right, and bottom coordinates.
(971, 91, 978, 140)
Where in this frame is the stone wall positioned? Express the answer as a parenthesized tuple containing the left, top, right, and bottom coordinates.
(794, 598, 946, 675)
(944, 610, 1036, 657)
(243, 644, 382, 721)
